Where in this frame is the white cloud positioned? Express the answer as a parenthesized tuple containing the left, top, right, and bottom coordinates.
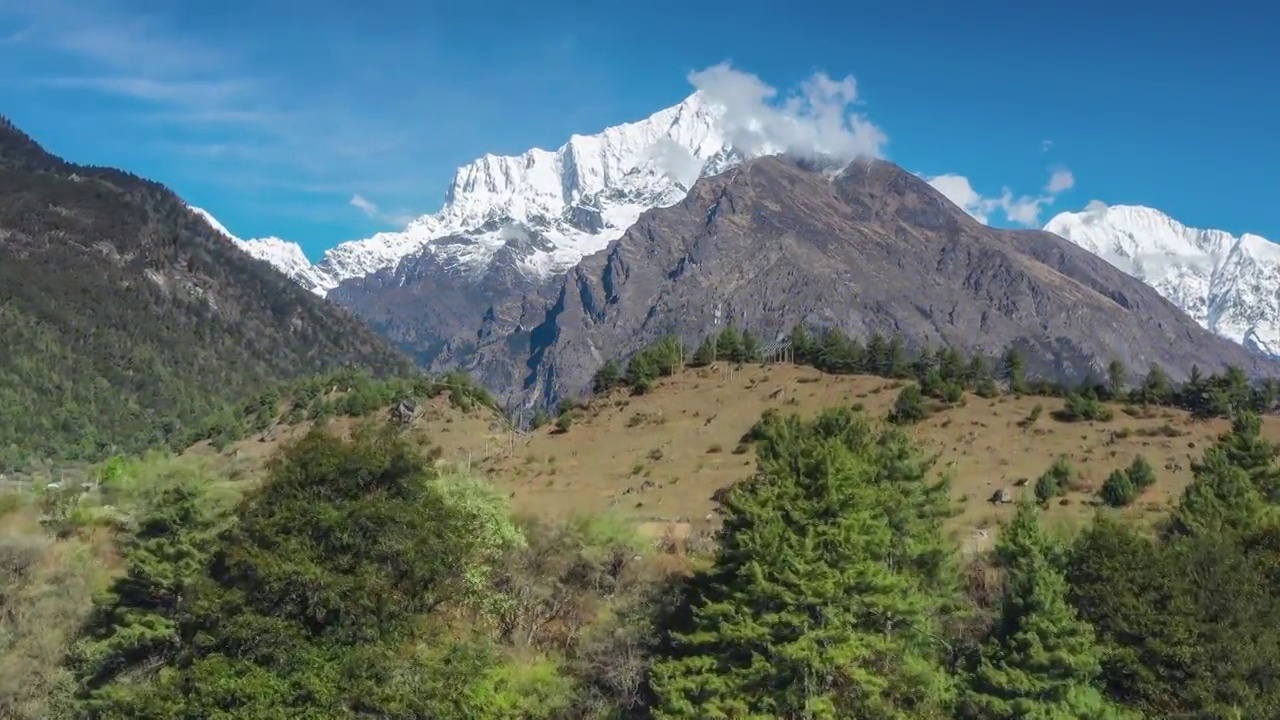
(1041, 139, 1053, 152)
(926, 174, 993, 224)
(349, 194, 379, 216)
(1084, 199, 1109, 214)
(1045, 168, 1075, 194)
(688, 62, 887, 163)
(645, 137, 705, 188)
(925, 166, 1077, 227)
(349, 194, 415, 226)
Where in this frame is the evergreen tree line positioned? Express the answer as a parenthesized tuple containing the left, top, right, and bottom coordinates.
(50, 400, 1280, 718)
(591, 323, 1280, 420)
(183, 366, 497, 451)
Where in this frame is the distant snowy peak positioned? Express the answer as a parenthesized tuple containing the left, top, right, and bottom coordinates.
(1044, 204, 1280, 357)
(189, 206, 331, 294)
(311, 92, 744, 289)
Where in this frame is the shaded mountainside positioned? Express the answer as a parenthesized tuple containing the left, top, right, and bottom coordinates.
(471, 156, 1274, 405)
(329, 232, 558, 396)
(0, 116, 412, 467)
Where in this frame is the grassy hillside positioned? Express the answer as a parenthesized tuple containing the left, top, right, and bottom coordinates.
(0, 117, 412, 469)
(185, 362, 1280, 549)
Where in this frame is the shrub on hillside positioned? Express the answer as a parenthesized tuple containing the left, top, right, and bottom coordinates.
(889, 383, 929, 425)
(1054, 391, 1115, 422)
(1018, 403, 1045, 429)
(1099, 455, 1159, 508)
(1035, 456, 1075, 503)
(1100, 470, 1139, 508)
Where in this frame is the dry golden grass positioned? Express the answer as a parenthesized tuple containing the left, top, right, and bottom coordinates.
(0, 512, 112, 718)
(193, 363, 1280, 552)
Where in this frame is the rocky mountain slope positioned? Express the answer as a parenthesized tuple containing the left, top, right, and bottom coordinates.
(1044, 204, 1280, 357)
(466, 156, 1273, 405)
(0, 116, 412, 466)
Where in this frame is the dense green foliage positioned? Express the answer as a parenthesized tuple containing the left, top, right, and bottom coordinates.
(961, 497, 1134, 719)
(649, 407, 956, 718)
(61, 426, 530, 717)
(1055, 391, 1116, 422)
(1099, 457, 1156, 508)
(1034, 456, 1076, 504)
(186, 366, 497, 450)
(0, 117, 412, 470)
(15, 424, 665, 719)
(889, 382, 930, 425)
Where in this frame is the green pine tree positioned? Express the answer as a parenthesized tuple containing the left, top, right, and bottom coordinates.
(1001, 346, 1027, 395)
(717, 326, 744, 363)
(787, 324, 814, 364)
(81, 425, 528, 718)
(961, 497, 1136, 720)
(889, 383, 929, 425)
(1106, 359, 1127, 401)
(591, 359, 623, 394)
(1214, 412, 1280, 501)
(1171, 446, 1269, 537)
(689, 335, 718, 367)
(69, 481, 217, 713)
(648, 407, 956, 719)
(1136, 364, 1171, 405)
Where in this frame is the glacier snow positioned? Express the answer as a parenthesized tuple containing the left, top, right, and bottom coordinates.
(193, 92, 742, 295)
(1044, 204, 1280, 357)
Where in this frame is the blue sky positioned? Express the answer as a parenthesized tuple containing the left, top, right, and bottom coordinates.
(1, 0, 1274, 258)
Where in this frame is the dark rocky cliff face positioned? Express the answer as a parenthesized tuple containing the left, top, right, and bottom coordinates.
(458, 156, 1274, 405)
(329, 238, 559, 398)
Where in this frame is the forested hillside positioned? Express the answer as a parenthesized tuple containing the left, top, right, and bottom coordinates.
(0, 117, 412, 468)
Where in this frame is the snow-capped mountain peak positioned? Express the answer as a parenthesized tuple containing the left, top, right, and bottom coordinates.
(1044, 203, 1280, 357)
(233, 92, 742, 293)
(189, 206, 332, 293)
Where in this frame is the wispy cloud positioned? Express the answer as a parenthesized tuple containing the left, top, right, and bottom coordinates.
(37, 75, 256, 108)
(1, 0, 426, 230)
(349, 194, 417, 227)
(349, 194, 379, 216)
(0, 23, 33, 45)
(925, 166, 1077, 227)
(4, 1, 269, 133)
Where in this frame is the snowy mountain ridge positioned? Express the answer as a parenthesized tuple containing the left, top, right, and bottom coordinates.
(193, 92, 756, 295)
(189, 207, 336, 292)
(1044, 204, 1280, 357)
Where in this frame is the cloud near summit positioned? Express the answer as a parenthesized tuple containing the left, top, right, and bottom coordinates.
(925, 167, 1076, 227)
(688, 63, 888, 163)
(687, 63, 1073, 229)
